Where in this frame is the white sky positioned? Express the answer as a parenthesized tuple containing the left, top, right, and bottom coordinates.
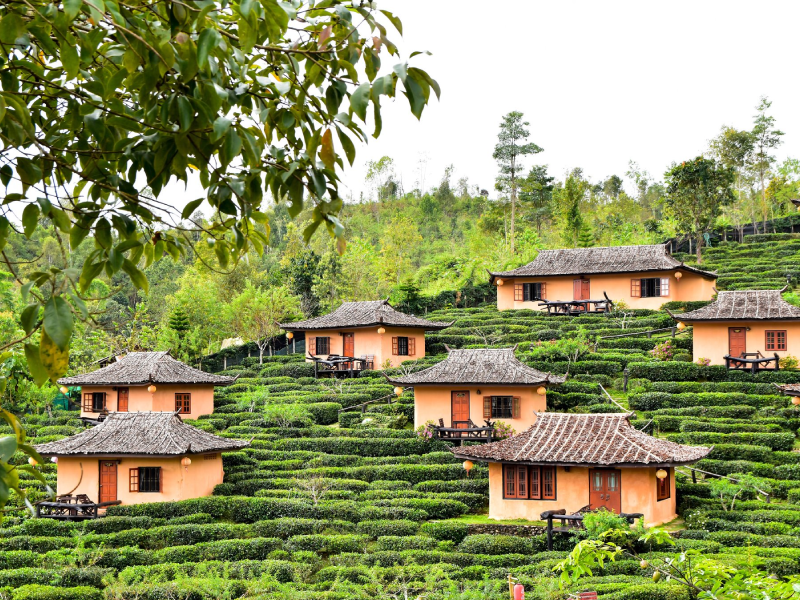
(337, 0, 800, 200)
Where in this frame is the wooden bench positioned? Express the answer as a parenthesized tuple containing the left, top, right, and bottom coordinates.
(36, 494, 121, 520)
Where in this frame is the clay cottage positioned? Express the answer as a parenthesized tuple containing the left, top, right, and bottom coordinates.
(673, 289, 800, 369)
(34, 412, 249, 505)
(387, 347, 565, 437)
(489, 244, 717, 312)
(280, 300, 452, 371)
(453, 413, 710, 526)
(59, 351, 236, 420)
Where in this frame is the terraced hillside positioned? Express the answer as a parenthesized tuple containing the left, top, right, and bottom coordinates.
(5, 233, 800, 600)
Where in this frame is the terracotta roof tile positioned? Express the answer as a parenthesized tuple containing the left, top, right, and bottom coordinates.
(386, 347, 565, 386)
(34, 412, 249, 456)
(490, 244, 716, 279)
(58, 352, 235, 386)
(453, 413, 710, 466)
(676, 290, 800, 321)
(280, 300, 452, 331)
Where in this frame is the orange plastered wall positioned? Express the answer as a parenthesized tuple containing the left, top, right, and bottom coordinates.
(79, 384, 216, 419)
(305, 327, 427, 369)
(487, 464, 676, 526)
(692, 321, 800, 365)
(496, 271, 715, 311)
(55, 454, 224, 504)
(413, 385, 546, 431)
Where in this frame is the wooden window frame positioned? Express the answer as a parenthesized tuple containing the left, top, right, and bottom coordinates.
(129, 468, 139, 492)
(308, 337, 316, 355)
(766, 330, 787, 351)
(630, 279, 641, 298)
(639, 277, 662, 298)
(315, 337, 330, 355)
(137, 467, 162, 493)
(175, 393, 191, 414)
(660, 277, 670, 297)
(502, 465, 557, 501)
(393, 336, 410, 356)
(514, 283, 523, 302)
(408, 337, 416, 356)
(83, 392, 106, 412)
(490, 396, 513, 419)
(656, 470, 670, 501)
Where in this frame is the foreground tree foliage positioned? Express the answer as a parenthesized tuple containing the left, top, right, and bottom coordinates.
(0, 0, 437, 507)
(0, 0, 438, 381)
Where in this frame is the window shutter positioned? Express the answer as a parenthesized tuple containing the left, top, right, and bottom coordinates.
(392, 337, 398, 355)
(308, 337, 316, 355)
(129, 468, 139, 492)
(83, 393, 92, 412)
(101, 393, 107, 410)
(504, 465, 516, 498)
(483, 397, 491, 419)
(660, 278, 670, 297)
(512, 397, 521, 419)
(540, 282, 546, 300)
(523, 284, 530, 302)
(530, 467, 541, 499)
(543, 467, 556, 499)
(408, 337, 416, 356)
(158, 467, 163, 493)
(514, 284, 523, 301)
(630, 279, 641, 297)
(517, 465, 528, 498)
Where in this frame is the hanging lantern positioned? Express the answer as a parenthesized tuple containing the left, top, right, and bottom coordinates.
(28, 457, 37, 466)
(675, 271, 683, 280)
(676, 322, 686, 330)
(462, 460, 473, 473)
(656, 469, 668, 480)
(51, 456, 58, 464)
(181, 457, 192, 468)
(792, 397, 800, 406)
(496, 279, 504, 286)
(377, 327, 386, 335)
(59, 386, 69, 395)
(147, 384, 157, 394)
(286, 331, 294, 340)
(536, 386, 547, 395)
(394, 386, 404, 397)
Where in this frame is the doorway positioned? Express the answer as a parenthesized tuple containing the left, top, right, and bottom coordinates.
(99, 461, 118, 503)
(451, 391, 470, 430)
(589, 469, 621, 513)
(342, 333, 354, 357)
(117, 388, 129, 412)
(573, 279, 590, 301)
(728, 327, 746, 358)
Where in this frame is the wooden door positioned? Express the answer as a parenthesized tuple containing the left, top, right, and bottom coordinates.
(729, 327, 746, 358)
(99, 461, 118, 503)
(589, 469, 621, 513)
(573, 279, 590, 300)
(342, 333, 354, 357)
(451, 391, 470, 429)
(117, 388, 129, 412)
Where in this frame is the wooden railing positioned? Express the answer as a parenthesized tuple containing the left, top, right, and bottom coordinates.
(724, 353, 780, 374)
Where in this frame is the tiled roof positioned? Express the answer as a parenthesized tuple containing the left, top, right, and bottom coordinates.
(34, 412, 249, 456)
(386, 347, 565, 386)
(675, 290, 800, 321)
(280, 300, 452, 331)
(453, 413, 710, 466)
(777, 383, 800, 395)
(58, 352, 235, 386)
(489, 244, 716, 279)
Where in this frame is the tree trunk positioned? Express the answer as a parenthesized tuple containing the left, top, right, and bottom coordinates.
(510, 170, 516, 255)
(259, 345, 264, 364)
(695, 231, 703, 264)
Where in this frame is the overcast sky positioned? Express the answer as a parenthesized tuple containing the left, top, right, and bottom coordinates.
(337, 0, 800, 200)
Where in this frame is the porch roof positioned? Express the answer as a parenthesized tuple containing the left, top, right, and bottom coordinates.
(279, 300, 452, 331)
(58, 352, 236, 386)
(489, 244, 716, 281)
(675, 290, 800, 321)
(452, 413, 710, 466)
(385, 347, 565, 386)
(34, 412, 249, 456)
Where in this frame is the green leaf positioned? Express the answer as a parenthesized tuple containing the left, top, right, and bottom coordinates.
(0, 13, 24, 45)
(350, 83, 370, 121)
(24, 344, 48, 387)
(60, 40, 80, 80)
(122, 48, 139, 73)
(21, 204, 39, 238)
(70, 221, 91, 250)
(43, 296, 73, 351)
(197, 28, 221, 70)
(0, 216, 9, 250)
(262, 0, 289, 41)
(181, 198, 204, 220)
(78, 259, 104, 293)
(177, 96, 193, 131)
(39, 330, 69, 383)
(210, 117, 231, 143)
(214, 243, 228, 269)
(95, 217, 112, 248)
(0, 95, 6, 124)
(63, 0, 83, 20)
(19, 303, 39, 335)
(121, 258, 149, 292)
(403, 75, 425, 119)
(0, 437, 17, 463)
(380, 10, 403, 34)
(336, 128, 356, 166)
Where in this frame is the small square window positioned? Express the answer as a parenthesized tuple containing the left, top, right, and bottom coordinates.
(138, 467, 161, 493)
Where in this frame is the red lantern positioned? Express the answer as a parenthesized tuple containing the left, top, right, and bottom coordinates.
(513, 584, 525, 600)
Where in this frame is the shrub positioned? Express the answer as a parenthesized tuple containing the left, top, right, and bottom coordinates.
(307, 402, 342, 425)
(457, 534, 531, 555)
(14, 586, 102, 600)
(356, 520, 419, 538)
(419, 521, 470, 544)
(285, 534, 368, 554)
(376, 536, 438, 552)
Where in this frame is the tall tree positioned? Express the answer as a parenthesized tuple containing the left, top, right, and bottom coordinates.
(493, 112, 543, 254)
(559, 175, 585, 248)
(708, 126, 755, 240)
(751, 97, 784, 231)
(519, 165, 555, 235)
(664, 158, 735, 263)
